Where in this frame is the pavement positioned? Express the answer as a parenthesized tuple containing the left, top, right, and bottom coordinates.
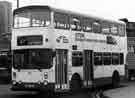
(104, 82, 135, 98)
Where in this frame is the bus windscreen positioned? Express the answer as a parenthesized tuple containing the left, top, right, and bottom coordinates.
(14, 9, 51, 28)
(13, 49, 53, 69)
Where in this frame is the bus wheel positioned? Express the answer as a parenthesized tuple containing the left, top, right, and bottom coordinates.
(112, 71, 120, 88)
(70, 74, 82, 93)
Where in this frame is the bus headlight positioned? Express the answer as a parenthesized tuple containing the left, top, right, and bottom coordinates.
(44, 72, 48, 79)
(12, 81, 16, 85)
(38, 81, 41, 84)
(18, 81, 22, 84)
(43, 80, 48, 85)
(83, 81, 87, 86)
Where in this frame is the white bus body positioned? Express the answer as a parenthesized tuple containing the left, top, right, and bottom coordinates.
(11, 6, 127, 92)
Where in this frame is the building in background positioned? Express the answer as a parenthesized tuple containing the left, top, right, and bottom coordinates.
(121, 18, 135, 80)
(126, 21, 135, 80)
(0, 1, 11, 49)
(0, 1, 12, 35)
(0, 1, 12, 82)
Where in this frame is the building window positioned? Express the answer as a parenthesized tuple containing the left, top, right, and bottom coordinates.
(128, 46, 134, 53)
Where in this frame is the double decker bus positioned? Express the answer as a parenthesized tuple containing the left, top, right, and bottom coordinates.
(11, 5, 127, 92)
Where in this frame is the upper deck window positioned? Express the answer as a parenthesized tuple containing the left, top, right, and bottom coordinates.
(110, 24, 118, 35)
(14, 9, 51, 28)
(92, 21, 101, 33)
(54, 12, 70, 29)
(101, 21, 110, 34)
(82, 18, 92, 32)
(71, 16, 81, 31)
(118, 25, 125, 36)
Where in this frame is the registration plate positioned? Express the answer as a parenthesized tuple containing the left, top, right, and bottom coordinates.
(24, 84, 35, 88)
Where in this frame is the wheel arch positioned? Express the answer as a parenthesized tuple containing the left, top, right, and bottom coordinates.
(112, 70, 120, 88)
(70, 73, 82, 81)
(70, 72, 82, 91)
(112, 70, 120, 77)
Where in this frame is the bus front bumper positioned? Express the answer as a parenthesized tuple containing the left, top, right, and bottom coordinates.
(11, 82, 55, 91)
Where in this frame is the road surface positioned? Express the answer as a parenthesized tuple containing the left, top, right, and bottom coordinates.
(0, 82, 134, 98)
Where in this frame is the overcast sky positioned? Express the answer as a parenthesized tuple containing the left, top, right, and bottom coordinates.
(2, 0, 135, 21)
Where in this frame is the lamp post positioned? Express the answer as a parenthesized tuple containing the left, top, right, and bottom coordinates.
(17, 0, 19, 8)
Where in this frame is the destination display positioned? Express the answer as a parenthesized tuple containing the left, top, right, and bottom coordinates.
(17, 35, 43, 46)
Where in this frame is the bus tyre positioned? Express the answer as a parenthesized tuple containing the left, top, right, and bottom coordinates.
(70, 74, 82, 93)
(112, 72, 120, 88)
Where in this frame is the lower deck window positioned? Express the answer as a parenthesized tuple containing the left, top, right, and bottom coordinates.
(103, 53, 111, 65)
(94, 52, 102, 65)
(112, 53, 119, 65)
(72, 52, 83, 67)
(120, 53, 124, 64)
(94, 52, 124, 66)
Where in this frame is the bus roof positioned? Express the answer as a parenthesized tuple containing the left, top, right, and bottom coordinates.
(13, 5, 125, 25)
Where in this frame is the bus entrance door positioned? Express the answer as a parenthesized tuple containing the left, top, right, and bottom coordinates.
(83, 50, 93, 87)
(55, 49, 68, 91)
